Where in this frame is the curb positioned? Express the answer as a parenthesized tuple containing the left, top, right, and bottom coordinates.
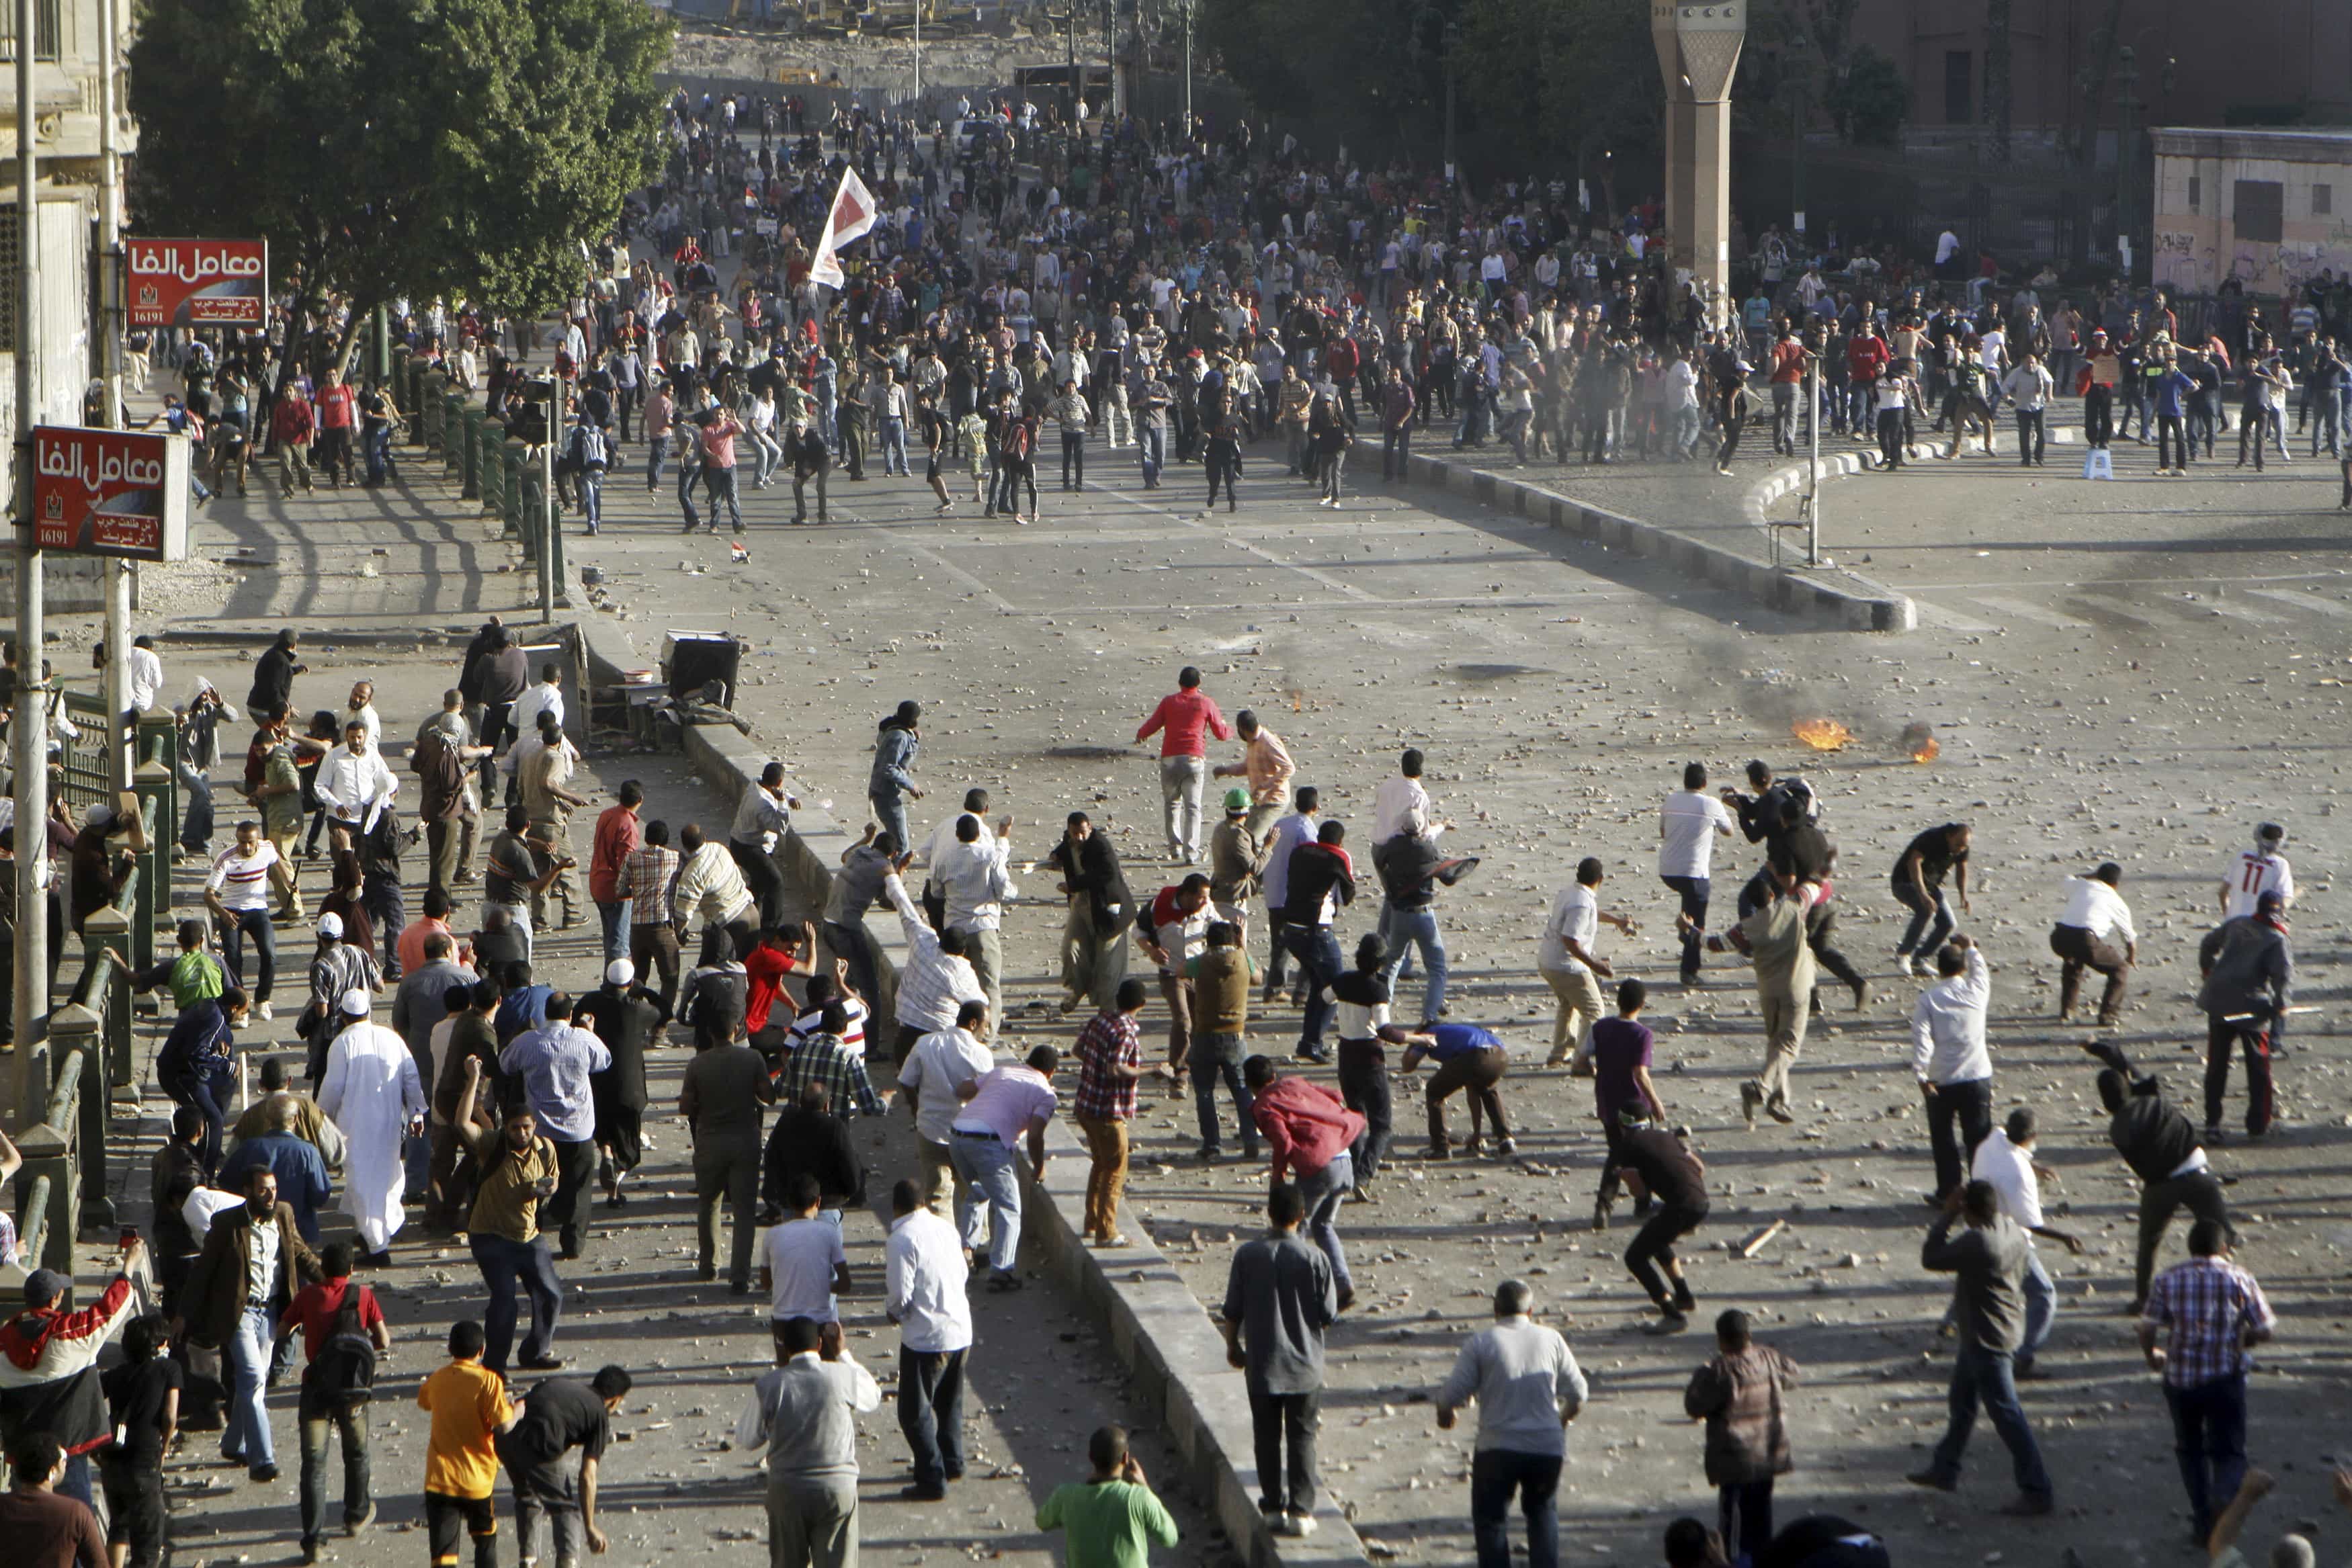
(573, 590, 1361, 1568)
(1742, 422, 2087, 529)
(1411, 451, 1917, 633)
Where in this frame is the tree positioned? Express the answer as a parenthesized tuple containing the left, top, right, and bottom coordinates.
(1824, 44, 1908, 146)
(1452, 0, 1658, 191)
(128, 0, 667, 356)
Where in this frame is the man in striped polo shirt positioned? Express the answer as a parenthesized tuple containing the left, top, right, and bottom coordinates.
(206, 820, 282, 1021)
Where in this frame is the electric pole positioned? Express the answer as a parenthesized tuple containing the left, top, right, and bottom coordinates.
(13, 0, 50, 1119)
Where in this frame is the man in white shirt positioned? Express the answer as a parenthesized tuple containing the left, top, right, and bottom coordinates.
(673, 824, 757, 961)
(916, 789, 996, 870)
(1371, 750, 1433, 846)
(896, 1000, 995, 1228)
(948, 1047, 1058, 1290)
(126, 634, 165, 713)
(761, 1174, 851, 1327)
(884, 1178, 974, 1501)
(882, 872, 987, 1064)
(2218, 824, 2293, 921)
(1538, 858, 1630, 1071)
(315, 718, 397, 857)
(2052, 862, 2136, 1027)
(1257, 789, 1319, 1004)
(1965, 1108, 2083, 1376)
(933, 816, 1017, 1021)
(343, 680, 382, 750)
(1910, 937, 1992, 1203)
(512, 664, 566, 740)
(1435, 1279, 1587, 1568)
(1657, 763, 1734, 986)
(206, 820, 283, 1018)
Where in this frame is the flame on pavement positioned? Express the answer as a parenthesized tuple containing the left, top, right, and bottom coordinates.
(1791, 718, 1853, 752)
(1898, 721, 1939, 763)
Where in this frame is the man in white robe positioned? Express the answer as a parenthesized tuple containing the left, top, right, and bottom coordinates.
(317, 988, 425, 1264)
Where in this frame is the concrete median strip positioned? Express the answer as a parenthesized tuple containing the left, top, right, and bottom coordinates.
(1409, 451, 1917, 633)
(577, 590, 1373, 1568)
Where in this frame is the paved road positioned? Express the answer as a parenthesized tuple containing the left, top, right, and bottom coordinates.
(45, 522, 1220, 1568)
(562, 412, 2352, 1568)
(84, 378, 2352, 1568)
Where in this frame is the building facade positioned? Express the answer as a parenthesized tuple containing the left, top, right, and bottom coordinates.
(2150, 126, 2352, 297)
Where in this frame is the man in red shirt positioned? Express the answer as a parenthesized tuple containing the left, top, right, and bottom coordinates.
(277, 1243, 392, 1559)
(1134, 666, 1232, 867)
(271, 384, 317, 495)
(589, 783, 644, 965)
(1845, 324, 1890, 437)
(743, 920, 814, 1052)
(312, 366, 360, 488)
(1241, 1055, 1366, 1310)
(1767, 324, 1810, 456)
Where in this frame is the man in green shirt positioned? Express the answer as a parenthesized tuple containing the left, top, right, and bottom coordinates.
(136, 918, 227, 1008)
(1036, 1426, 1180, 1568)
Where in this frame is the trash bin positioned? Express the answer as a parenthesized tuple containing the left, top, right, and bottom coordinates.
(662, 631, 743, 704)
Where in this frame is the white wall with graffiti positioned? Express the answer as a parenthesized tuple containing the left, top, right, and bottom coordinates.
(2151, 126, 2352, 300)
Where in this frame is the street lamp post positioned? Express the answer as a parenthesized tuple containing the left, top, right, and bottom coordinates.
(1442, 21, 1459, 186)
(1787, 30, 1809, 238)
(12, 0, 50, 1119)
(2115, 46, 2140, 278)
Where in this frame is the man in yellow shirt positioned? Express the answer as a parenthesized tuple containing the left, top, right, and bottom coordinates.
(417, 1320, 519, 1568)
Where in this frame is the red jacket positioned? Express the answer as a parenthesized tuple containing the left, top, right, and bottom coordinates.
(272, 398, 315, 445)
(1252, 1076, 1366, 1182)
(1135, 689, 1232, 758)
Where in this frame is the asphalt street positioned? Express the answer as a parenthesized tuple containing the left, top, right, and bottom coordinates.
(560, 411, 2352, 1568)
(87, 387, 2352, 1568)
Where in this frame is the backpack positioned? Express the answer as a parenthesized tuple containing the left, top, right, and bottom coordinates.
(306, 1287, 378, 1403)
(1003, 419, 1032, 462)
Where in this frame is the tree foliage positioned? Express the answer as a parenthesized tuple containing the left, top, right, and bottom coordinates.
(128, 0, 668, 324)
(1453, 0, 1658, 179)
(1198, 0, 1462, 161)
(1823, 42, 1908, 146)
(1198, 0, 1658, 183)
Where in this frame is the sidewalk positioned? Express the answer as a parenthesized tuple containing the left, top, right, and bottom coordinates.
(46, 430, 1223, 1568)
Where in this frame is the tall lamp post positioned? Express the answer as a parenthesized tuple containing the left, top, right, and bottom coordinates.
(12, 0, 49, 1119)
(2115, 45, 2140, 278)
(1786, 28, 1810, 238)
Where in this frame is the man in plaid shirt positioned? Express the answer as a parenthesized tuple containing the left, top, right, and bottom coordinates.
(2140, 1219, 2277, 1548)
(618, 820, 683, 1014)
(1071, 979, 1167, 1245)
(779, 1002, 890, 1119)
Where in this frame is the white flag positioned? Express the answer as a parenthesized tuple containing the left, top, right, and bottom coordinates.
(808, 167, 879, 290)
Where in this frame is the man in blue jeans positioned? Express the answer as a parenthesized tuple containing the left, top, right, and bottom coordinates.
(179, 1166, 324, 1484)
(1437, 1279, 1588, 1568)
(1373, 808, 1477, 1029)
(1892, 821, 1971, 978)
(1908, 1180, 2054, 1516)
(1279, 821, 1356, 1064)
(946, 1046, 1059, 1292)
(2140, 1219, 2276, 1548)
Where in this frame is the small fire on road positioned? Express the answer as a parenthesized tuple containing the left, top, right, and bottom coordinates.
(1791, 718, 1853, 752)
(1899, 722, 1940, 763)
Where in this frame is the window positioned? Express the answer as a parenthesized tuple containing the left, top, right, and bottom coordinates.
(1943, 50, 1972, 124)
(0, 0, 61, 62)
(2314, 183, 2335, 216)
(2187, 175, 2201, 214)
(2234, 179, 2284, 243)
